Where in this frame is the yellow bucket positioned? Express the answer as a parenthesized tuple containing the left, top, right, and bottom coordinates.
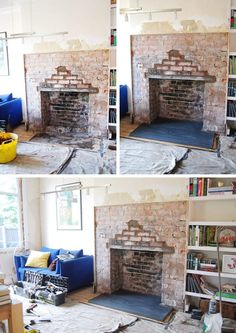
(0, 132, 18, 164)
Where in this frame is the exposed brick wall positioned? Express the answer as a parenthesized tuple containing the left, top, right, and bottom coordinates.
(41, 91, 89, 133)
(95, 201, 187, 309)
(24, 50, 109, 137)
(131, 33, 228, 133)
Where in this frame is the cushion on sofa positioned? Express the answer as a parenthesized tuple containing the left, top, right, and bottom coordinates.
(26, 250, 50, 268)
(0, 93, 13, 102)
(59, 248, 83, 258)
(40, 247, 60, 264)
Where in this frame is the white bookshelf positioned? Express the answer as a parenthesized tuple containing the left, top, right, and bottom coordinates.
(107, 2, 117, 139)
(185, 179, 236, 309)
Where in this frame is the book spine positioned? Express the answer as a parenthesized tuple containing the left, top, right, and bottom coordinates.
(198, 178, 202, 197)
(193, 178, 198, 197)
(189, 178, 193, 197)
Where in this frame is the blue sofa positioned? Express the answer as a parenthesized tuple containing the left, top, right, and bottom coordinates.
(0, 93, 23, 129)
(14, 247, 94, 292)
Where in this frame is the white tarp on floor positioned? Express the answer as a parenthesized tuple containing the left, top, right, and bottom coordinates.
(120, 139, 188, 174)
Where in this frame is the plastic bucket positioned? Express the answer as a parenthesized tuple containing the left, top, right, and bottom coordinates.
(0, 133, 18, 163)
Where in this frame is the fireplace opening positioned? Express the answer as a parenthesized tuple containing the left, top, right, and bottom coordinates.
(41, 91, 89, 134)
(110, 249, 163, 295)
(149, 79, 205, 122)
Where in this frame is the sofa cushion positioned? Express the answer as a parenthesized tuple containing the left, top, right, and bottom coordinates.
(26, 250, 50, 268)
(0, 93, 12, 102)
(40, 247, 60, 264)
(59, 248, 83, 258)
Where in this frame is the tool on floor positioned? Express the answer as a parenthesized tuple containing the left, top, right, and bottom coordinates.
(29, 319, 51, 325)
(26, 304, 40, 316)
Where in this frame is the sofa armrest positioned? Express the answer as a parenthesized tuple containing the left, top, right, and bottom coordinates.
(14, 255, 29, 281)
(57, 256, 94, 291)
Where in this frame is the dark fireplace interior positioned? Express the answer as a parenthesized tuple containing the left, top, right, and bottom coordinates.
(41, 91, 89, 134)
(149, 79, 205, 122)
(110, 249, 163, 295)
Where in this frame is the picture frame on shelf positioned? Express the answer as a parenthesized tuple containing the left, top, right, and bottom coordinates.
(222, 255, 236, 274)
(0, 32, 9, 76)
(56, 184, 82, 230)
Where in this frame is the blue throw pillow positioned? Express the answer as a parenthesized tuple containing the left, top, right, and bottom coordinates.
(59, 248, 83, 258)
(40, 247, 60, 265)
(20, 255, 28, 267)
(0, 93, 12, 102)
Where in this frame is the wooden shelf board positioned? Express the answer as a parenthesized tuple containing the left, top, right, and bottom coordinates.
(185, 291, 236, 303)
(109, 105, 117, 109)
(227, 96, 236, 101)
(111, 4, 117, 9)
(229, 74, 236, 79)
(109, 86, 117, 90)
(108, 123, 117, 127)
(189, 221, 236, 226)
(186, 269, 236, 278)
(188, 246, 236, 253)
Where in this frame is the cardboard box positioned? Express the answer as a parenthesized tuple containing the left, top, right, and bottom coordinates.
(200, 299, 236, 320)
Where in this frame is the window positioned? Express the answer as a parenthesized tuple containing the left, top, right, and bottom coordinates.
(0, 179, 21, 248)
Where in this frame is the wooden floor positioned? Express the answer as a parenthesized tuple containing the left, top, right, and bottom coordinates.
(120, 115, 139, 137)
(67, 287, 100, 303)
(14, 124, 37, 142)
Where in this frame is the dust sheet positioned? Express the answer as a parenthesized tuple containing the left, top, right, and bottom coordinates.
(120, 138, 188, 174)
(0, 142, 73, 174)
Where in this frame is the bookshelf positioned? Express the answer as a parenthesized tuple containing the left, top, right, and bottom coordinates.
(185, 178, 236, 310)
(108, 0, 117, 139)
(227, 1, 236, 133)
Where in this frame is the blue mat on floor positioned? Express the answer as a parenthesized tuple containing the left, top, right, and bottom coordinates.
(89, 290, 173, 322)
(129, 118, 216, 150)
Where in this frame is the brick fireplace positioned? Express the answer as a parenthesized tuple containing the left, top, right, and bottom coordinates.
(24, 50, 109, 137)
(131, 33, 228, 133)
(95, 201, 187, 308)
(39, 66, 98, 134)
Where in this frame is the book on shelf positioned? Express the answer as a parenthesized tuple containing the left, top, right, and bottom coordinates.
(229, 55, 236, 74)
(188, 226, 217, 247)
(109, 90, 116, 106)
(110, 29, 117, 47)
(186, 274, 218, 296)
(189, 178, 208, 197)
(110, 69, 116, 87)
(109, 108, 116, 123)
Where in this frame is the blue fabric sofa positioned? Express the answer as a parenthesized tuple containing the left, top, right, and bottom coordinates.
(14, 247, 94, 292)
(0, 93, 23, 128)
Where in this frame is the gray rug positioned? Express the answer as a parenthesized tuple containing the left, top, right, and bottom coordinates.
(0, 142, 73, 174)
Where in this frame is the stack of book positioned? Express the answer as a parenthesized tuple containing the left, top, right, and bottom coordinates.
(208, 185, 233, 196)
(186, 274, 218, 295)
(109, 90, 116, 106)
(109, 109, 116, 123)
(187, 253, 217, 271)
(0, 285, 11, 306)
(188, 226, 217, 246)
(189, 178, 208, 197)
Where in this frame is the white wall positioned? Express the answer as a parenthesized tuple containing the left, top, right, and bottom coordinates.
(40, 177, 96, 255)
(0, 0, 110, 118)
(118, 0, 231, 111)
